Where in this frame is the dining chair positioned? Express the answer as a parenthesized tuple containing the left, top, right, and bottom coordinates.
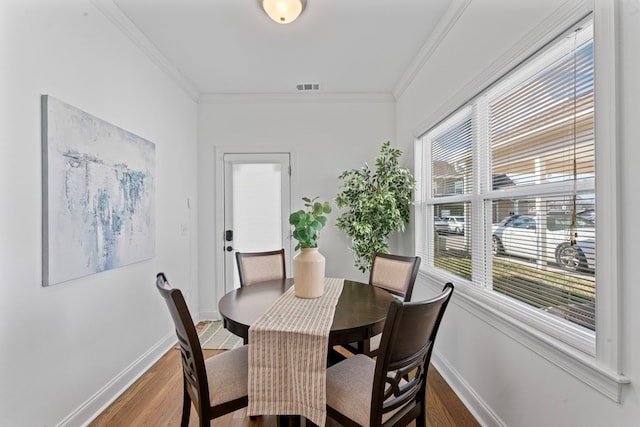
(235, 248, 286, 287)
(348, 252, 421, 357)
(155, 272, 248, 427)
(326, 282, 454, 427)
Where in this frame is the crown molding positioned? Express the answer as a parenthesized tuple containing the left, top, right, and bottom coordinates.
(90, 0, 200, 101)
(198, 92, 395, 105)
(392, 0, 472, 100)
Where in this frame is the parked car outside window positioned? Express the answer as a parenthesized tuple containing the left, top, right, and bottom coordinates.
(491, 214, 595, 272)
(434, 216, 449, 234)
(445, 216, 464, 234)
(578, 208, 595, 221)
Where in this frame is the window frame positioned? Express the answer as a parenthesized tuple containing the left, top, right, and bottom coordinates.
(413, 1, 628, 401)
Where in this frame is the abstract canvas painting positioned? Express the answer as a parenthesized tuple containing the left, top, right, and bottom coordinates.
(42, 95, 155, 286)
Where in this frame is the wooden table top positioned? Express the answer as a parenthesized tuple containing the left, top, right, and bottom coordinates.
(218, 278, 395, 346)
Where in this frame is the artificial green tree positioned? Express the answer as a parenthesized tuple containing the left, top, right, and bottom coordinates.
(335, 141, 416, 272)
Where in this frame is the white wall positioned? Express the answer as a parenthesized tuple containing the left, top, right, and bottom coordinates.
(0, 1, 198, 425)
(197, 95, 396, 314)
(396, 0, 640, 425)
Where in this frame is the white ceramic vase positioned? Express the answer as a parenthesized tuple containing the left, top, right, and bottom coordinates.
(292, 247, 325, 298)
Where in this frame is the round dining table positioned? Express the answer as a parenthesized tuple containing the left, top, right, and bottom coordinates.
(218, 278, 395, 347)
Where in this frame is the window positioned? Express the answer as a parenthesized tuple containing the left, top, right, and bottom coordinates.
(416, 6, 626, 401)
(419, 19, 596, 351)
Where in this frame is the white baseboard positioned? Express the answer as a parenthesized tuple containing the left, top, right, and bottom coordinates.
(431, 351, 505, 427)
(197, 309, 220, 322)
(56, 332, 177, 427)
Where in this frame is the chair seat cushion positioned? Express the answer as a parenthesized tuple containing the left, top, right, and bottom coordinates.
(326, 354, 375, 426)
(326, 354, 407, 425)
(206, 345, 249, 406)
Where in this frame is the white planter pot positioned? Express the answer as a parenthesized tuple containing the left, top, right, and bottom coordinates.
(292, 247, 325, 298)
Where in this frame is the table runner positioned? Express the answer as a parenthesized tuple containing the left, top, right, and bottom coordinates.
(248, 277, 344, 426)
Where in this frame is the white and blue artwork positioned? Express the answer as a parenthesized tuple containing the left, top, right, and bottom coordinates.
(42, 95, 155, 286)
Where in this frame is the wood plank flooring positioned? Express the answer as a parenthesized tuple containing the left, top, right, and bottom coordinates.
(90, 339, 478, 426)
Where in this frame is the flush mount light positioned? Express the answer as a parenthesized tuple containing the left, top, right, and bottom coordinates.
(261, 0, 306, 24)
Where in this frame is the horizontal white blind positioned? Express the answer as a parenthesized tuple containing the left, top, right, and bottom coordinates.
(485, 25, 595, 331)
(433, 203, 472, 281)
(431, 117, 473, 197)
(490, 196, 595, 330)
(422, 19, 596, 333)
(489, 30, 594, 189)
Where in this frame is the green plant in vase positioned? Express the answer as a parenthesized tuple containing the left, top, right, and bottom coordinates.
(289, 196, 332, 298)
(289, 196, 332, 250)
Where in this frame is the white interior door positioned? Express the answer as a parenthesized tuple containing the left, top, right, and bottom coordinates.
(223, 153, 291, 292)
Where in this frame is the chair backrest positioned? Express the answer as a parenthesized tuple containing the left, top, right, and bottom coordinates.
(235, 249, 286, 287)
(155, 273, 210, 418)
(369, 252, 421, 301)
(371, 282, 454, 426)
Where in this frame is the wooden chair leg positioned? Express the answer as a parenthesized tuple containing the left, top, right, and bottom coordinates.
(415, 398, 427, 427)
(181, 377, 191, 427)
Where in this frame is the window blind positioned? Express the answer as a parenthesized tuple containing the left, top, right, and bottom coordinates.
(489, 35, 594, 188)
(431, 117, 473, 197)
(422, 20, 595, 332)
(486, 24, 595, 330)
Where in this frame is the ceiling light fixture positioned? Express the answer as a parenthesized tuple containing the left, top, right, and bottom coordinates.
(261, 0, 306, 24)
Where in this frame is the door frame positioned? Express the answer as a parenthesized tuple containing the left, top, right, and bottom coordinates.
(213, 145, 296, 306)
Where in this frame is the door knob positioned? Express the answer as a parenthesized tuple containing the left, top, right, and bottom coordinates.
(226, 246, 233, 252)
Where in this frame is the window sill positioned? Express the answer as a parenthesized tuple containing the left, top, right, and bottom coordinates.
(418, 268, 629, 402)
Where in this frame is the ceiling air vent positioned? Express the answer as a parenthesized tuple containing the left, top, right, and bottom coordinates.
(296, 83, 320, 91)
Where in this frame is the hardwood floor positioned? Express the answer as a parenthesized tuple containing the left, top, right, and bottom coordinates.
(90, 343, 479, 427)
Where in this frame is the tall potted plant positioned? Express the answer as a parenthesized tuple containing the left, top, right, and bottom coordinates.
(289, 196, 332, 298)
(335, 141, 416, 273)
